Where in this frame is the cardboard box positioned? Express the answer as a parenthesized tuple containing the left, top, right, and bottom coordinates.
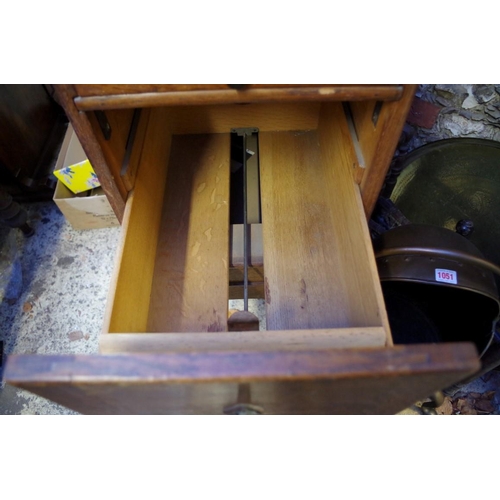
(53, 181, 119, 230)
(52, 125, 119, 230)
(53, 124, 101, 194)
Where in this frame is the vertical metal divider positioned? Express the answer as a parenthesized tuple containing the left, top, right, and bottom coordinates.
(242, 132, 249, 311)
(227, 129, 264, 414)
(228, 128, 262, 332)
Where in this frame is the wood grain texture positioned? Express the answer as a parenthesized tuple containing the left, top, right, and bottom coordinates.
(100, 328, 387, 353)
(147, 134, 230, 333)
(75, 84, 232, 95)
(101, 189, 135, 334)
(86, 108, 133, 200)
(73, 84, 402, 97)
(318, 102, 392, 343)
(229, 265, 264, 300)
(52, 85, 126, 222)
(106, 108, 173, 333)
(5, 343, 480, 414)
(351, 85, 417, 217)
(229, 266, 264, 283)
(229, 285, 264, 300)
(259, 123, 385, 334)
(73, 86, 404, 111)
(164, 103, 320, 135)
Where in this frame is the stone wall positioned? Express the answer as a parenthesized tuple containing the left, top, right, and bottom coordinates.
(396, 84, 500, 157)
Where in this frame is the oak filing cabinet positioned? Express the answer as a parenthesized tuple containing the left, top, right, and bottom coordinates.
(4, 85, 480, 414)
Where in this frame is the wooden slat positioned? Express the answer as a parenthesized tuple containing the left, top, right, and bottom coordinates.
(229, 266, 264, 283)
(74, 84, 231, 95)
(259, 121, 385, 333)
(100, 328, 387, 353)
(73, 84, 401, 97)
(5, 343, 480, 414)
(229, 284, 264, 300)
(229, 255, 264, 299)
(147, 134, 230, 333)
(229, 264, 264, 300)
(318, 102, 392, 342)
(102, 190, 134, 333)
(351, 85, 417, 217)
(166, 103, 321, 135)
(73, 86, 404, 111)
(104, 108, 173, 334)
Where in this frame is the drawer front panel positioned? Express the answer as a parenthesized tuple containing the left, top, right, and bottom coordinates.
(73, 84, 399, 97)
(5, 343, 480, 414)
(73, 85, 405, 111)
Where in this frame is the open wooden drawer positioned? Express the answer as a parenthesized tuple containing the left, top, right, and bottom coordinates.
(4, 91, 480, 414)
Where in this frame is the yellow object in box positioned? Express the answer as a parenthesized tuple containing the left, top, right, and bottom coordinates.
(53, 126, 101, 194)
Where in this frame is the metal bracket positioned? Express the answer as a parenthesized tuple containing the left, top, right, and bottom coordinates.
(231, 127, 259, 136)
(343, 103, 366, 170)
(230, 128, 260, 311)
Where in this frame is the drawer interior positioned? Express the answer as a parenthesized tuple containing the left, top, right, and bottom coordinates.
(6, 89, 484, 414)
(103, 101, 391, 349)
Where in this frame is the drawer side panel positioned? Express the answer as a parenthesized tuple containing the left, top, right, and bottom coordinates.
(106, 108, 172, 333)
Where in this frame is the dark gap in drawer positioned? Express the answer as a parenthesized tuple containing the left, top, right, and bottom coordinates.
(229, 132, 261, 224)
(229, 131, 265, 330)
(230, 132, 245, 224)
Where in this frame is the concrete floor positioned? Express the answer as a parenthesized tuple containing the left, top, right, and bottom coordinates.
(0, 201, 120, 414)
(0, 200, 498, 414)
(0, 200, 267, 414)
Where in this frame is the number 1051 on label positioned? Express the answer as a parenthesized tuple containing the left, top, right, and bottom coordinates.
(435, 269, 458, 284)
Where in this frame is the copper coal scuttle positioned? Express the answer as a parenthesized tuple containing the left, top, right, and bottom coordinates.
(373, 138, 500, 358)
